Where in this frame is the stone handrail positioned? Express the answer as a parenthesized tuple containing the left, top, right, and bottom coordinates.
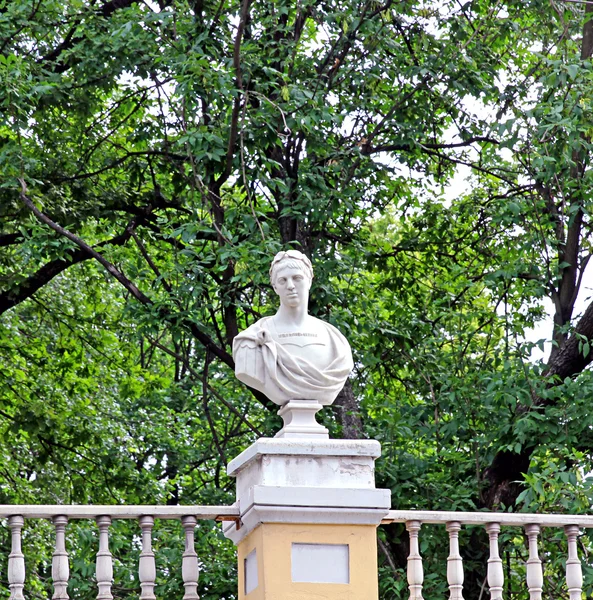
(383, 508, 593, 527)
(0, 504, 239, 519)
(2, 504, 240, 600)
(383, 509, 586, 600)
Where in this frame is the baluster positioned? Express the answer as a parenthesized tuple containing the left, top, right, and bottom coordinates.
(138, 516, 156, 600)
(8, 515, 25, 600)
(96, 516, 113, 600)
(406, 520, 424, 600)
(564, 525, 583, 600)
(52, 516, 70, 600)
(485, 523, 503, 600)
(181, 516, 200, 600)
(525, 524, 543, 600)
(446, 521, 464, 600)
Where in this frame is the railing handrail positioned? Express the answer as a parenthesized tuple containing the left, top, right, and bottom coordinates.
(1, 504, 589, 599)
(383, 509, 593, 528)
(4, 505, 589, 528)
(3, 505, 589, 527)
(0, 504, 240, 520)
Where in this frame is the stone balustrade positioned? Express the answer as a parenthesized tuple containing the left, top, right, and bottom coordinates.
(1, 504, 591, 598)
(383, 509, 591, 600)
(0, 505, 239, 600)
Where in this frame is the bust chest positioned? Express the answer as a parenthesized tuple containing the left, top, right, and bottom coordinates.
(268, 319, 332, 366)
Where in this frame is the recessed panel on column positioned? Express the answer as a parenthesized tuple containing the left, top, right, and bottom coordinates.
(244, 548, 258, 595)
(291, 543, 350, 584)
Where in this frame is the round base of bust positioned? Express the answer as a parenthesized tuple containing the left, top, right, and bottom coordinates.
(275, 399, 329, 439)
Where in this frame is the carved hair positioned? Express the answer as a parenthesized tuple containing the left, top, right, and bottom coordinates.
(269, 250, 313, 285)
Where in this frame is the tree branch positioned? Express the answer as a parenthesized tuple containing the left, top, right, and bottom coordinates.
(19, 180, 151, 304)
(52, 149, 186, 183)
(0, 232, 25, 248)
(369, 135, 500, 154)
(18, 180, 236, 371)
(38, 0, 140, 73)
(546, 297, 593, 380)
(0, 219, 139, 315)
(216, 0, 252, 190)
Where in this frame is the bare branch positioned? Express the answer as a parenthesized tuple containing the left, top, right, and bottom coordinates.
(18, 179, 236, 371)
(0, 219, 139, 315)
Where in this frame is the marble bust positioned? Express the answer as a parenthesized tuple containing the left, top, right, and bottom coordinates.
(232, 250, 353, 409)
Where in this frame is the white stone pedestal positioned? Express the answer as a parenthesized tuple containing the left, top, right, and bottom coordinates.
(223, 438, 390, 599)
(276, 400, 328, 439)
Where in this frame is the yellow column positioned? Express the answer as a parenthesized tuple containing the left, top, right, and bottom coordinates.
(223, 438, 390, 600)
(237, 523, 379, 600)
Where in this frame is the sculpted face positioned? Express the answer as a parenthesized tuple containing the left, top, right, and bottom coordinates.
(272, 264, 311, 308)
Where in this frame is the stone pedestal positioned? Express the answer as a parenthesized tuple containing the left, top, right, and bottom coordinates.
(223, 438, 390, 600)
(276, 400, 328, 439)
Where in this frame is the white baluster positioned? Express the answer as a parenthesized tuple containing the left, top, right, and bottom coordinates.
(525, 524, 543, 600)
(138, 516, 156, 600)
(181, 516, 200, 600)
(564, 525, 583, 600)
(446, 521, 464, 600)
(8, 515, 25, 600)
(95, 516, 113, 600)
(406, 520, 424, 600)
(485, 523, 503, 600)
(52, 515, 69, 600)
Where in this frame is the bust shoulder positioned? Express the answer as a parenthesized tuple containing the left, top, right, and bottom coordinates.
(310, 316, 350, 344)
(234, 316, 272, 340)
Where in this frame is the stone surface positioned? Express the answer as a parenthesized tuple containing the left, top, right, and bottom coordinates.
(227, 438, 381, 486)
(291, 543, 349, 583)
(236, 523, 380, 600)
(244, 549, 258, 595)
(227, 437, 388, 599)
(224, 438, 390, 545)
(275, 400, 329, 438)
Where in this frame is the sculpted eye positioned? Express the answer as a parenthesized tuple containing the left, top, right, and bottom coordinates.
(278, 277, 286, 284)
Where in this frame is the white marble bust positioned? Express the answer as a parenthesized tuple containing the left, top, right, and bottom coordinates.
(233, 250, 353, 406)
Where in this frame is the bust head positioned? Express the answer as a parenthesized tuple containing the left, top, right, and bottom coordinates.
(269, 250, 313, 287)
(269, 250, 313, 310)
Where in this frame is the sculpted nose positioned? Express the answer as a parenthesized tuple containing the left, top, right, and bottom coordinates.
(287, 278, 295, 289)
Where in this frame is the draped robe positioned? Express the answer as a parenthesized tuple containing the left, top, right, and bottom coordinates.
(233, 316, 353, 405)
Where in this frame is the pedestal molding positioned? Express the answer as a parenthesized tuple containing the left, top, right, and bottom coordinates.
(228, 438, 381, 477)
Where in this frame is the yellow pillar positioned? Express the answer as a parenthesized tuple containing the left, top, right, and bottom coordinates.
(223, 438, 390, 600)
(237, 523, 379, 600)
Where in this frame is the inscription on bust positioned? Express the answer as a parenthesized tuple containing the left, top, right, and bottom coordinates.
(278, 332, 319, 338)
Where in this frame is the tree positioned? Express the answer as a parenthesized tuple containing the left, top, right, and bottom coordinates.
(3, 0, 593, 597)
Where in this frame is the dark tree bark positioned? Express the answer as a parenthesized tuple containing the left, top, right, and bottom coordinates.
(333, 380, 364, 440)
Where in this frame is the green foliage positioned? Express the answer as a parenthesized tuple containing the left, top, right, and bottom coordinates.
(3, 0, 593, 598)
